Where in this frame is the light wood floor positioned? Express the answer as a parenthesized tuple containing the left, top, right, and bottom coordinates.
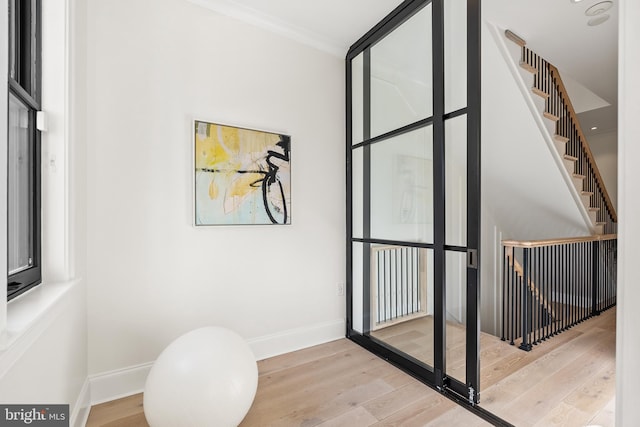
(371, 315, 470, 383)
(86, 339, 491, 427)
(370, 308, 616, 427)
(86, 308, 615, 427)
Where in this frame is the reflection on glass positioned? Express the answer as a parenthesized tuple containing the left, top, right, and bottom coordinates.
(370, 247, 434, 371)
(352, 147, 364, 239)
(371, 127, 433, 244)
(445, 115, 467, 247)
(8, 93, 32, 275)
(446, 251, 467, 383)
(352, 242, 364, 333)
(352, 52, 364, 144)
(371, 4, 433, 138)
(445, 0, 467, 114)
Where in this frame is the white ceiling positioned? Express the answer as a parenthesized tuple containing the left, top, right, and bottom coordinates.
(188, 0, 618, 132)
(187, 0, 403, 57)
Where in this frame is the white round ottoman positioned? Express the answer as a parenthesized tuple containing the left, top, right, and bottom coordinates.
(143, 327, 258, 427)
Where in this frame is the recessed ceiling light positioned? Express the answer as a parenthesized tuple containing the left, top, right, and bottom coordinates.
(591, 126, 599, 130)
(586, 1, 613, 16)
(571, 0, 585, 2)
(588, 14, 611, 26)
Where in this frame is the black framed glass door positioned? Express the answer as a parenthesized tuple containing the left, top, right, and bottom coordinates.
(347, 0, 482, 407)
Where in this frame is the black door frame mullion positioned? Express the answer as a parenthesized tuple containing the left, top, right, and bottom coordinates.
(431, 0, 447, 391)
(466, 0, 482, 405)
(362, 48, 372, 336)
(345, 50, 353, 333)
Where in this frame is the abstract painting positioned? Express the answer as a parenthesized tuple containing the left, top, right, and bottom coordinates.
(194, 120, 291, 225)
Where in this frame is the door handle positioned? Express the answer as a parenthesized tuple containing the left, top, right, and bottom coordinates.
(467, 249, 478, 269)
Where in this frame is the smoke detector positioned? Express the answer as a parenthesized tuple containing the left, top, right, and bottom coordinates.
(588, 14, 610, 26)
(585, 1, 613, 16)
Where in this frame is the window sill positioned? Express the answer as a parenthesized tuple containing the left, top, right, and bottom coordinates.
(0, 278, 81, 377)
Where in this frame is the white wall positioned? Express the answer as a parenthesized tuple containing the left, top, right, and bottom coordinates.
(0, 0, 89, 424)
(617, 1, 640, 424)
(587, 130, 618, 210)
(0, 285, 87, 406)
(85, 0, 345, 380)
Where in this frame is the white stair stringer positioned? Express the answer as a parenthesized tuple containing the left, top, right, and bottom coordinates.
(487, 23, 598, 234)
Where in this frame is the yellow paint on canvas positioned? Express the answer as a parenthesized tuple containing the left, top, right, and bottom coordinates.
(208, 178, 219, 199)
(236, 129, 280, 159)
(195, 124, 241, 170)
(228, 173, 262, 198)
(218, 125, 241, 154)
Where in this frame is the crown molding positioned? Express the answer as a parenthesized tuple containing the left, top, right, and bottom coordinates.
(187, 0, 346, 57)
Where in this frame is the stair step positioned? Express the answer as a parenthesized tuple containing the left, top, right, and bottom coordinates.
(554, 134, 569, 143)
(596, 221, 606, 226)
(532, 87, 550, 99)
(589, 207, 600, 212)
(543, 111, 560, 121)
(520, 61, 537, 74)
(573, 173, 586, 180)
(563, 154, 578, 162)
(582, 191, 594, 196)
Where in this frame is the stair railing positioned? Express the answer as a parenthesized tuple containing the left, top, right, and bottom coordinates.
(370, 245, 427, 330)
(515, 36, 617, 234)
(502, 234, 617, 351)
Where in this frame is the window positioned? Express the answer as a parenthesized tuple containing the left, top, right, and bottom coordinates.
(7, 0, 42, 300)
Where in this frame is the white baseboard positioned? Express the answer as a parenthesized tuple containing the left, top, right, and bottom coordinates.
(89, 318, 346, 405)
(248, 318, 345, 361)
(71, 378, 91, 427)
(89, 362, 153, 406)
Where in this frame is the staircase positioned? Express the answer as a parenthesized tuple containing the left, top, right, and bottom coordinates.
(496, 31, 618, 351)
(505, 30, 617, 235)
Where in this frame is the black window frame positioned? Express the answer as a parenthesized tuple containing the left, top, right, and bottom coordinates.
(7, 0, 42, 300)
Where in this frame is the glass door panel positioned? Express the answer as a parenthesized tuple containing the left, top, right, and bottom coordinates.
(351, 242, 365, 334)
(445, 250, 467, 383)
(370, 246, 435, 369)
(370, 127, 434, 244)
(352, 52, 365, 145)
(371, 4, 433, 138)
(445, 115, 467, 247)
(352, 147, 364, 239)
(444, 0, 467, 114)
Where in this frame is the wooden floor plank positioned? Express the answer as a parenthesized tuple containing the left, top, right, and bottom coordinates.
(587, 396, 616, 427)
(532, 402, 591, 427)
(563, 360, 616, 415)
(86, 394, 147, 427)
(480, 328, 610, 411)
(257, 339, 355, 376)
(362, 381, 434, 421)
(424, 405, 493, 427)
(316, 406, 378, 427)
(369, 394, 457, 427)
(490, 310, 616, 426)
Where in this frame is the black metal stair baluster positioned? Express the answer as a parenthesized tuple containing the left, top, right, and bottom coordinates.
(502, 246, 507, 341)
(511, 249, 516, 345)
(520, 248, 531, 351)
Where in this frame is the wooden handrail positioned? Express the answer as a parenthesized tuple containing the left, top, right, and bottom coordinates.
(547, 64, 618, 223)
(505, 30, 526, 47)
(503, 234, 617, 248)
